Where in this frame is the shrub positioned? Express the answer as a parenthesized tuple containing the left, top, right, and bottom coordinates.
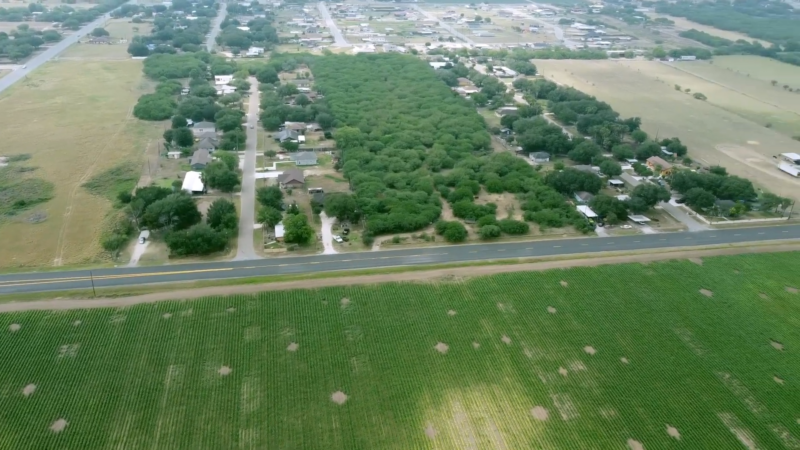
(497, 219, 529, 235)
(478, 224, 501, 239)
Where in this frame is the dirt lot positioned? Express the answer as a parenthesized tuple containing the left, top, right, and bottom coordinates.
(0, 60, 162, 270)
(4, 242, 798, 311)
(535, 59, 800, 200)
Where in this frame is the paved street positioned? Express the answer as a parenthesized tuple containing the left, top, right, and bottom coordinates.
(317, 2, 349, 47)
(234, 78, 260, 261)
(206, 2, 227, 52)
(1, 225, 798, 294)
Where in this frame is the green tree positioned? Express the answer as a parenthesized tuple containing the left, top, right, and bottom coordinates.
(629, 184, 670, 213)
(256, 67, 279, 84)
(631, 129, 648, 143)
(599, 159, 622, 177)
(478, 224, 501, 239)
(215, 151, 238, 171)
(323, 192, 360, 223)
(683, 187, 716, 210)
(174, 127, 194, 147)
(171, 115, 188, 129)
(257, 206, 283, 228)
(165, 224, 228, 256)
(206, 198, 238, 232)
(256, 185, 283, 209)
(91, 27, 109, 37)
(497, 219, 529, 235)
(435, 220, 467, 242)
(612, 144, 635, 160)
(283, 213, 314, 244)
(142, 192, 202, 230)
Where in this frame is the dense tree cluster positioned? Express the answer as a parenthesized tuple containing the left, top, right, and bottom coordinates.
(0, 24, 61, 61)
(670, 169, 758, 204)
(311, 53, 491, 236)
(217, 16, 278, 53)
(0, 0, 125, 30)
(126, 0, 216, 56)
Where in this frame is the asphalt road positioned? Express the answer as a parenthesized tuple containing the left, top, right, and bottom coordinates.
(206, 2, 227, 52)
(0, 11, 119, 95)
(234, 78, 260, 261)
(1, 225, 798, 294)
(317, 2, 350, 47)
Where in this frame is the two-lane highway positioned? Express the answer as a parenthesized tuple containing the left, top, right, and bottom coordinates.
(1, 225, 799, 294)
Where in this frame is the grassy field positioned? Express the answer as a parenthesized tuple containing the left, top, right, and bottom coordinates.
(535, 59, 800, 200)
(711, 55, 800, 89)
(0, 60, 162, 270)
(1, 252, 799, 448)
(62, 19, 152, 60)
(645, 13, 772, 47)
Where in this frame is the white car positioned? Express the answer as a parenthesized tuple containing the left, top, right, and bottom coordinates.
(620, 225, 633, 229)
(250, 124, 254, 129)
(333, 235, 343, 243)
(138, 237, 146, 244)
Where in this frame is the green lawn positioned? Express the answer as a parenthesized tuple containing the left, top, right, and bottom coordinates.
(1, 252, 799, 448)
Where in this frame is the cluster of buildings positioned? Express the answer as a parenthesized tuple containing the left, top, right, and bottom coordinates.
(213, 75, 238, 96)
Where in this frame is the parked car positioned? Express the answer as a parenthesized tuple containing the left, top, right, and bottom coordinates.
(333, 235, 343, 243)
(138, 237, 146, 244)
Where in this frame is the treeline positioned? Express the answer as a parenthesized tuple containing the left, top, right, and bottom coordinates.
(126, 0, 216, 56)
(655, 0, 800, 44)
(0, 0, 125, 28)
(104, 187, 238, 257)
(0, 24, 61, 61)
(678, 29, 800, 67)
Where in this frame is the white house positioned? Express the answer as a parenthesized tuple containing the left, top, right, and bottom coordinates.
(577, 205, 598, 219)
(429, 62, 449, 69)
(181, 171, 205, 194)
(167, 151, 182, 159)
(214, 75, 233, 85)
(216, 85, 237, 95)
(246, 46, 265, 56)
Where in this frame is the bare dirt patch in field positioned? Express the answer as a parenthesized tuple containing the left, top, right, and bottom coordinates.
(340, 297, 351, 308)
(162, 313, 172, 319)
(530, 406, 549, 421)
(558, 367, 568, 377)
(620, 357, 630, 364)
(667, 425, 681, 440)
(287, 342, 299, 352)
(9, 323, 20, 332)
(583, 346, 597, 355)
(218, 366, 232, 376)
(22, 384, 36, 397)
(226, 307, 236, 313)
(472, 342, 480, 349)
(786, 287, 798, 294)
(435, 342, 449, 354)
(700, 289, 714, 297)
(331, 391, 347, 405)
(501, 335, 512, 345)
(547, 306, 557, 314)
(627, 439, 644, 450)
(560, 280, 568, 287)
(771, 340, 784, 351)
(50, 419, 68, 433)
(689, 257, 703, 265)
(424, 424, 437, 439)
(759, 293, 769, 300)
(447, 309, 457, 316)
(774, 376, 784, 385)
(72, 320, 81, 326)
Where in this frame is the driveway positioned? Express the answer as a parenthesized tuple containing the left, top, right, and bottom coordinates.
(320, 212, 338, 255)
(234, 78, 260, 261)
(659, 201, 710, 232)
(127, 240, 149, 267)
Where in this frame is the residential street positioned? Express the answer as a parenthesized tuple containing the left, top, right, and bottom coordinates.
(317, 2, 350, 47)
(206, 2, 227, 52)
(234, 78, 260, 261)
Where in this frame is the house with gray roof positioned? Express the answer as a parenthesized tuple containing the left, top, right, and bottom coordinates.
(275, 129, 299, 142)
(277, 169, 305, 189)
(192, 121, 216, 136)
(291, 151, 318, 166)
(190, 149, 211, 170)
(197, 137, 218, 152)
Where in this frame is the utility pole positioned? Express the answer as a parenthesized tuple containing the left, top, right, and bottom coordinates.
(89, 271, 96, 298)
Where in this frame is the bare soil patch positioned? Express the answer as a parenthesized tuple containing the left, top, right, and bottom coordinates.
(786, 287, 798, 294)
(620, 357, 630, 364)
(331, 391, 347, 405)
(340, 297, 351, 308)
(771, 340, 784, 351)
(583, 346, 597, 356)
(50, 419, 68, 433)
(560, 280, 568, 287)
(434, 342, 449, 354)
(547, 306, 557, 314)
(759, 293, 769, 300)
(667, 425, 681, 440)
(627, 439, 644, 450)
(774, 376, 784, 385)
(447, 309, 457, 316)
(558, 367, 568, 376)
(501, 335, 512, 345)
(287, 342, 299, 352)
(424, 424, 437, 439)
(472, 342, 480, 349)
(570, 361, 587, 371)
(226, 307, 236, 313)
(72, 320, 81, 326)
(689, 257, 703, 265)
(700, 289, 713, 297)
(218, 366, 232, 376)
(9, 323, 20, 332)
(162, 313, 172, 319)
(530, 406, 549, 421)
(22, 384, 36, 397)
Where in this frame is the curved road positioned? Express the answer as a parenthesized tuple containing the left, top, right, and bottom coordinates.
(0, 225, 798, 294)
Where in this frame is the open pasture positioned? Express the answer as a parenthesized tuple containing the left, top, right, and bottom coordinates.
(535, 59, 800, 200)
(62, 19, 152, 60)
(710, 55, 800, 89)
(646, 13, 772, 47)
(1, 252, 799, 449)
(0, 60, 161, 270)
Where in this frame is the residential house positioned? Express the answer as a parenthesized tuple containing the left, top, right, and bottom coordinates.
(291, 151, 318, 166)
(275, 129, 299, 142)
(529, 152, 550, 164)
(619, 172, 642, 187)
(167, 151, 182, 159)
(574, 191, 595, 204)
(645, 156, 673, 175)
(190, 149, 211, 170)
(306, 123, 323, 132)
(274, 221, 285, 241)
(277, 169, 305, 189)
(216, 85, 237, 96)
(608, 179, 624, 188)
(214, 75, 234, 85)
(577, 205, 598, 219)
(197, 137, 218, 152)
(495, 107, 519, 117)
(283, 122, 307, 133)
(87, 36, 112, 44)
(192, 121, 216, 136)
(246, 46, 265, 56)
(181, 171, 205, 194)
(571, 165, 597, 174)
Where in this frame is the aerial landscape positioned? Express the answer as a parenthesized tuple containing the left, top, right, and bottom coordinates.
(0, 0, 799, 448)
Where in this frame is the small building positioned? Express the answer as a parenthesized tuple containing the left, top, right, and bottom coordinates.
(274, 221, 285, 241)
(190, 149, 211, 170)
(277, 169, 305, 189)
(680, 55, 697, 61)
(779, 163, 800, 178)
(192, 121, 216, 136)
(620, 172, 642, 187)
(608, 179, 624, 188)
(429, 62, 449, 69)
(181, 171, 205, 194)
(495, 107, 518, 117)
(284, 122, 307, 133)
(628, 214, 651, 224)
(780, 153, 800, 164)
(529, 152, 550, 163)
(306, 123, 323, 132)
(167, 151, 182, 159)
(646, 156, 673, 175)
(87, 36, 112, 44)
(577, 205, 598, 219)
(616, 194, 631, 201)
(571, 165, 596, 174)
(574, 191, 595, 204)
(275, 129, 299, 142)
(214, 75, 233, 85)
(291, 151, 318, 166)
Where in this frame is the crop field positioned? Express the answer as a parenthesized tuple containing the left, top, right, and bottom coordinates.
(535, 59, 800, 200)
(0, 60, 162, 270)
(2, 252, 800, 449)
